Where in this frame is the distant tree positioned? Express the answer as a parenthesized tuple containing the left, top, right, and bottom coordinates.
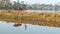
(5, 0, 12, 7)
(49, 4, 53, 10)
(1, 0, 12, 7)
(55, 4, 59, 11)
(13, 1, 17, 7)
(21, 1, 24, 4)
(17, 0, 19, 3)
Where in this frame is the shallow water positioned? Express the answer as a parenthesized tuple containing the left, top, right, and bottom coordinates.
(0, 21, 60, 34)
(26, 10, 60, 13)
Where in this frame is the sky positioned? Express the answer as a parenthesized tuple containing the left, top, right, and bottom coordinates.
(11, 0, 60, 5)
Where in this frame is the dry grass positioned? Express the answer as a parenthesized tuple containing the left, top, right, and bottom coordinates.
(0, 10, 60, 27)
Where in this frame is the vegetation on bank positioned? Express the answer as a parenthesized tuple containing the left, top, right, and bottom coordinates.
(0, 15, 40, 21)
(1, 10, 60, 27)
(0, 10, 60, 23)
(0, 15, 32, 21)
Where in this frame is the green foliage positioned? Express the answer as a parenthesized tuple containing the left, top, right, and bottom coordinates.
(14, 16, 19, 20)
(20, 16, 30, 21)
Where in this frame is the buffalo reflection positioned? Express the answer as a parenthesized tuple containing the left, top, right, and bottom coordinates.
(13, 23, 22, 27)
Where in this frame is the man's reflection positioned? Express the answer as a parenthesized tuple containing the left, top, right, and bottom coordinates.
(25, 24, 27, 30)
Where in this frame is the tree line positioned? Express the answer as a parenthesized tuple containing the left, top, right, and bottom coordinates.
(0, 0, 27, 10)
(0, 0, 60, 11)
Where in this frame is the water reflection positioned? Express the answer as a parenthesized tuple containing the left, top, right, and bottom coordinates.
(1, 19, 60, 27)
(0, 21, 60, 34)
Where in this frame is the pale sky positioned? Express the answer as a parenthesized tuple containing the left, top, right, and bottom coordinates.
(11, 0, 60, 5)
